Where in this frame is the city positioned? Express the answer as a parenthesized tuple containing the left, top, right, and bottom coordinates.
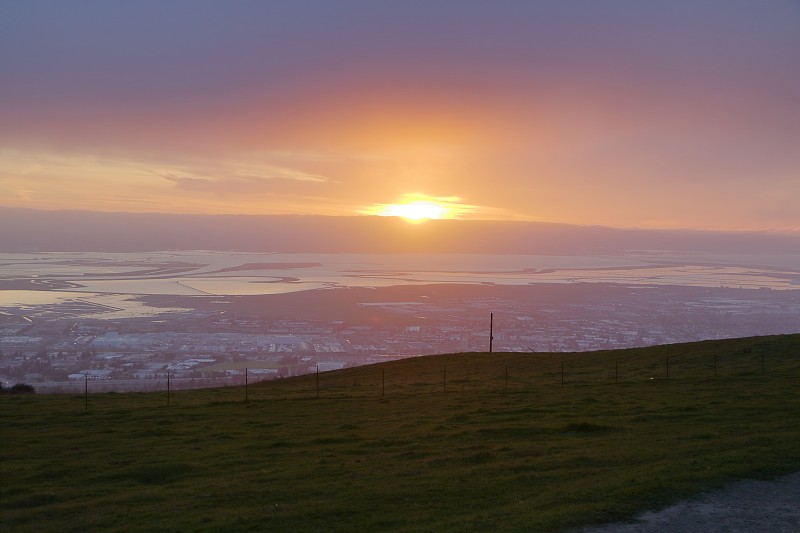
(2, 282, 797, 392)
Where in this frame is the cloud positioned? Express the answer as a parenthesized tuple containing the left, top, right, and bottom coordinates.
(160, 174, 213, 191)
(0, 148, 337, 213)
(155, 153, 332, 197)
(159, 168, 328, 196)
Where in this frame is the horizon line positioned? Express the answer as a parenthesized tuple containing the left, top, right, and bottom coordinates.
(2, 204, 798, 236)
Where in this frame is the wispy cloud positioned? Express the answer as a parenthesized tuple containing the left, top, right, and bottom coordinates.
(157, 156, 331, 196)
(0, 148, 334, 212)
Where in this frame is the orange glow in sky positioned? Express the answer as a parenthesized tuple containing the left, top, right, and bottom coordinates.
(361, 194, 475, 223)
(1, 2, 798, 232)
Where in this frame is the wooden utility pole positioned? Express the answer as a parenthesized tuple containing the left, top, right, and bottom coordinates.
(489, 313, 494, 353)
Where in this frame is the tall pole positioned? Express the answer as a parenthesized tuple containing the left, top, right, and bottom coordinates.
(489, 313, 494, 353)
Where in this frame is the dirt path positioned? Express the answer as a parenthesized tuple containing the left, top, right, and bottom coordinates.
(571, 471, 800, 533)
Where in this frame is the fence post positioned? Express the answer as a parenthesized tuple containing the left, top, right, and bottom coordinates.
(245, 368, 248, 402)
(382, 368, 385, 397)
(316, 364, 320, 399)
(443, 364, 447, 393)
(84, 373, 88, 413)
(167, 372, 170, 407)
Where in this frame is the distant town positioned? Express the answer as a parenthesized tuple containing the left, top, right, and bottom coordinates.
(2, 282, 797, 392)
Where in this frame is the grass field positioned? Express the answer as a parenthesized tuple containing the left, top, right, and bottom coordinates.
(2, 334, 799, 532)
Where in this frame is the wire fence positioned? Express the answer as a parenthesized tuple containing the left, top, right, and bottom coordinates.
(50, 344, 799, 411)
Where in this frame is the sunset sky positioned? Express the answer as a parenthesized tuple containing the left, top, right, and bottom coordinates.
(1, 1, 798, 231)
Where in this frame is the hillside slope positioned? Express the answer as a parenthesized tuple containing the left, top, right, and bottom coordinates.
(2, 334, 799, 532)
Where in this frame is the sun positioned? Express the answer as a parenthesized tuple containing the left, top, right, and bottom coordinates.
(361, 194, 471, 223)
(384, 201, 449, 222)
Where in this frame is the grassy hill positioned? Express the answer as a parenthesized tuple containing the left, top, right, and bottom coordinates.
(2, 334, 799, 532)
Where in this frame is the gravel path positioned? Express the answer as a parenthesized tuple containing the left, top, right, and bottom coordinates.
(571, 471, 800, 533)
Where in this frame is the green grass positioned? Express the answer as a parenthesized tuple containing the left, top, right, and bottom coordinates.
(2, 334, 799, 532)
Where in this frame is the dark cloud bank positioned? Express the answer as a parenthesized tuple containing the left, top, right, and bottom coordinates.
(1, 207, 797, 255)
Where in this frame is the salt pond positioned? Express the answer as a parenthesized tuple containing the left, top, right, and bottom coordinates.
(1, 251, 798, 318)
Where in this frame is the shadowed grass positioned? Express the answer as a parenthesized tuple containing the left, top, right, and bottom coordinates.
(2, 334, 799, 532)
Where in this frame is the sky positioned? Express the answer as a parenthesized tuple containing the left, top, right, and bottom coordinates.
(1, 0, 798, 232)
